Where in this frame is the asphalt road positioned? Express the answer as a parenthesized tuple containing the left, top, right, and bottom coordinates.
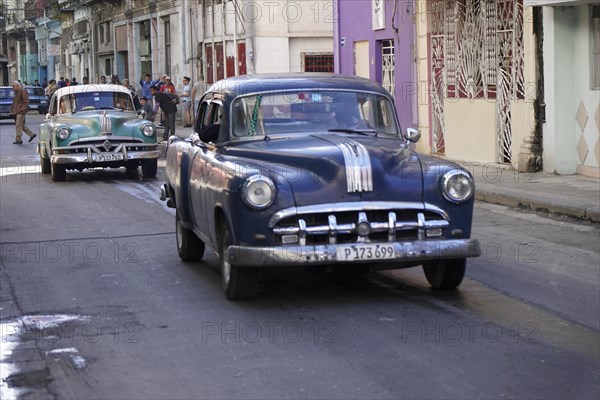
(1, 114, 599, 399)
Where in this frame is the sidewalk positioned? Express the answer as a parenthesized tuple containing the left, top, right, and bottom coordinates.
(458, 161, 600, 223)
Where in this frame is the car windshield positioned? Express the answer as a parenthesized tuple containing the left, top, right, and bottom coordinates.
(26, 87, 45, 97)
(231, 90, 399, 138)
(0, 88, 15, 98)
(59, 91, 135, 113)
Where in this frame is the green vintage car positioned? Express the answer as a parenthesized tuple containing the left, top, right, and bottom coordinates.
(39, 84, 160, 181)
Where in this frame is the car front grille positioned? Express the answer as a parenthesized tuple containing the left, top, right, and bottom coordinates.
(272, 209, 449, 245)
(57, 139, 155, 154)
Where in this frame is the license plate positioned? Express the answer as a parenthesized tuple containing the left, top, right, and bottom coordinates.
(94, 153, 124, 162)
(336, 244, 395, 261)
(29, 105, 38, 109)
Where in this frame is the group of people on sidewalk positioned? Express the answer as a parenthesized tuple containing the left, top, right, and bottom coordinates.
(139, 74, 207, 141)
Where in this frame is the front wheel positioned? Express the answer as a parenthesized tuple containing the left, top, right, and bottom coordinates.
(50, 162, 66, 181)
(141, 159, 157, 178)
(176, 211, 205, 261)
(422, 259, 466, 289)
(219, 223, 259, 300)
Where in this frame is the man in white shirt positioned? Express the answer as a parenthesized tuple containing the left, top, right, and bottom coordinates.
(181, 76, 192, 127)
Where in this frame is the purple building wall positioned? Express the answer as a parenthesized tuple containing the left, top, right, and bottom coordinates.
(334, 0, 417, 131)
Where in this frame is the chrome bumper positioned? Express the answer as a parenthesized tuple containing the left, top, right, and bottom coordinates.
(51, 149, 160, 164)
(226, 239, 481, 267)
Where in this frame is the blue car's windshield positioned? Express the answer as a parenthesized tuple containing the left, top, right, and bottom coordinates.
(59, 91, 135, 113)
(0, 88, 15, 98)
(231, 91, 399, 138)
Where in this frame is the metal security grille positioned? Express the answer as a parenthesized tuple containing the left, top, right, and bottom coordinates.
(303, 53, 334, 73)
(428, 0, 524, 162)
(381, 40, 395, 98)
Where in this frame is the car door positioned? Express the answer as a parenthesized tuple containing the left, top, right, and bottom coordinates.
(189, 95, 224, 236)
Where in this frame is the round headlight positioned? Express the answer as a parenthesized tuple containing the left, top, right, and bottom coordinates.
(56, 127, 71, 140)
(441, 170, 474, 203)
(142, 124, 155, 137)
(241, 175, 276, 209)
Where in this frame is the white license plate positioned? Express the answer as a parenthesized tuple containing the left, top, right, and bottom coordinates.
(336, 244, 396, 261)
(29, 105, 38, 109)
(94, 153, 124, 162)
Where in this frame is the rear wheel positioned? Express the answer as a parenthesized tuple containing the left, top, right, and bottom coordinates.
(422, 259, 466, 289)
(219, 223, 259, 300)
(176, 211, 205, 261)
(40, 148, 51, 174)
(50, 162, 66, 181)
(141, 159, 157, 178)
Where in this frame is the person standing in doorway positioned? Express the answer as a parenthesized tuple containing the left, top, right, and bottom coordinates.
(181, 76, 192, 127)
(10, 81, 37, 144)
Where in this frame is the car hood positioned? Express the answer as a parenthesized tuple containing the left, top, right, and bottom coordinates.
(224, 133, 424, 207)
(55, 111, 142, 140)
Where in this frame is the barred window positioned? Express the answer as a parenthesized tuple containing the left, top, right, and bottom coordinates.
(303, 53, 334, 73)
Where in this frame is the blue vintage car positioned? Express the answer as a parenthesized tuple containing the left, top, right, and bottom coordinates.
(0, 86, 16, 122)
(161, 74, 481, 299)
(25, 85, 49, 114)
(39, 84, 160, 181)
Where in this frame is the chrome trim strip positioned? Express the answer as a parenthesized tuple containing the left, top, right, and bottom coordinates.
(53, 143, 157, 152)
(67, 136, 145, 144)
(226, 239, 481, 267)
(317, 134, 373, 192)
(100, 111, 111, 134)
(268, 202, 450, 228)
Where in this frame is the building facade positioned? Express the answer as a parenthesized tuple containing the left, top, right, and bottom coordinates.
(528, 0, 599, 178)
(197, 0, 334, 85)
(414, 0, 539, 170)
(334, 0, 418, 133)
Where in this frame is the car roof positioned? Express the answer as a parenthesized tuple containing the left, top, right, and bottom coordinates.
(207, 73, 391, 99)
(53, 84, 132, 99)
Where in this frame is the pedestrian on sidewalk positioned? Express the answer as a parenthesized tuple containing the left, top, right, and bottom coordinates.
(150, 85, 177, 141)
(181, 76, 192, 127)
(10, 81, 37, 145)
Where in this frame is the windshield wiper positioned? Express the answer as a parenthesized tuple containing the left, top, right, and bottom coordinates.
(328, 128, 376, 136)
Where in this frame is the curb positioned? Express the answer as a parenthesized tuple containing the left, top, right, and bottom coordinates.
(475, 189, 600, 223)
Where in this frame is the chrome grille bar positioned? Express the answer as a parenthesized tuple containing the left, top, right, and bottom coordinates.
(273, 212, 449, 241)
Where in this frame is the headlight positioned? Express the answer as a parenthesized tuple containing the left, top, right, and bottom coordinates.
(441, 170, 474, 203)
(141, 124, 155, 137)
(56, 127, 71, 140)
(241, 175, 276, 209)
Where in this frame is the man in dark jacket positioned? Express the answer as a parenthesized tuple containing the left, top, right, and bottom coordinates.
(150, 85, 177, 141)
(10, 82, 36, 144)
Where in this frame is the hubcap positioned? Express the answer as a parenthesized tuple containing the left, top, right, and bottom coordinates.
(176, 218, 183, 250)
(222, 256, 231, 285)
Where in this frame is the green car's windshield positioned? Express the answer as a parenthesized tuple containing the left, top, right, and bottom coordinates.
(59, 91, 135, 113)
(231, 91, 399, 138)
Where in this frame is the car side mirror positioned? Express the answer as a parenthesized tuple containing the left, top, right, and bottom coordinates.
(45, 113, 52, 119)
(138, 109, 147, 119)
(405, 128, 421, 143)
